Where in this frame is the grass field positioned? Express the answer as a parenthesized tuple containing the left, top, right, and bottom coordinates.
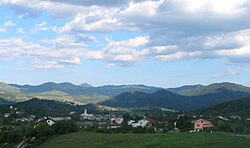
(39, 131, 250, 148)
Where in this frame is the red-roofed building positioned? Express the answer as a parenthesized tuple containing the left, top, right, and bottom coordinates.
(145, 118, 156, 127)
(192, 119, 213, 132)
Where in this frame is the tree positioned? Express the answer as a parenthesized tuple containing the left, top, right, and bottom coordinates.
(176, 115, 192, 131)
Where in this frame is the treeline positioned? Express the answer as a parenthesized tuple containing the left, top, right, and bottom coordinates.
(0, 120, 77, 147)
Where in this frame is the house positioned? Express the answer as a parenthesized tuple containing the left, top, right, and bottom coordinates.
(128, 118, 155, 128)
(230, 115, 241, 120)
(27, 115, 36, 121)
(9, 106, 14, 110)
(35, 116, 71, 127)
(145, 118, 156, 127)
(217, 115, 230, 125)
(128, 120, 135, 125)
(4, 113, 10, 118)
(69, 111, 76, 115)
(192, 119, 213, 132)
(217, 116, 230, 121)
(15, 111, 23, 115)
(16, 118, 29, 122)
(110, 117, 124, 125)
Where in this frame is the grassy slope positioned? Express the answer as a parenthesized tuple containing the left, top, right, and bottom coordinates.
(39, 132, 250, 148)
(0, 82, 20, 93)
(183, 82, 250, 96)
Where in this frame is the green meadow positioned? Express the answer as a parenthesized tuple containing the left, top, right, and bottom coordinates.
(39, 131, 250, 148)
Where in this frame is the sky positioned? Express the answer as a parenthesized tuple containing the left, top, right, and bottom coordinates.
(1, 0, 250, 87)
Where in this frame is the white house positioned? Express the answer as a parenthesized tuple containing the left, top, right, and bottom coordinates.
(4, 113, 10, 118)
(128, 119, 149, 128)
(111, 117, 124, 125)
(46, 118, 56, 126)
(35, 117, 71, 127)
(128, 118, 156, 128)
(128, 120, 136, 125)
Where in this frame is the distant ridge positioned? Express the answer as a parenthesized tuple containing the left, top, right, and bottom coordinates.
(100, 82, 250, 111)
(1, 82, 250, 111)
(167, 84, 204, 94)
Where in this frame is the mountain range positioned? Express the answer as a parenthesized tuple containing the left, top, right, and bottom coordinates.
(99, 82, 250, 111)
(0, 82, 162, 104)
(1, 82, 250, 111)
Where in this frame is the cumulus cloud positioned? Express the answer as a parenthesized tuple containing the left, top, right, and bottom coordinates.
(40, 0, 129, 7)
(1, 0, 250, 67)
(39, 36, 87, 48)
(0, 0, 83, 18)
(84, 36, 149, 64)
(56, 9, 131, 34)
(3, 20, 15, 27)
(0, 37, 84, 68)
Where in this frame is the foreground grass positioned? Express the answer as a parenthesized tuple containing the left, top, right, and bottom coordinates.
(39, 131, 250, 148)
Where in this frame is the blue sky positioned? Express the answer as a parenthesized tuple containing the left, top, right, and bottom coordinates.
(1, 0, 250, 87)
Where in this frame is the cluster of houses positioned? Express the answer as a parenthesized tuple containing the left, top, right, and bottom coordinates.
(78, 109, 124, 129)
(80, 109, 110, 121)
(3, 105, 249, 132)
(3, 106, 36, 122)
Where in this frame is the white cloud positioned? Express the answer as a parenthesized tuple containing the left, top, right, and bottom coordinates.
(83, 36, 150, 64)
(16, 28, 25, 34)
(0, 0, 83, 18)
(56, 9, 128, 34)
(0, 37, 84, 69)
(106, 36, 149, 48)
(3, 20, 15, 27)
(33, 61, 64, 70)
(1, 0, 250, 67)
(154, 51, 202, 62)
(40, 0, 129, 7)
(36, 21, 47, 27)
(0, 28, 6, 33)
(213, 68, 238, 78)
(39, 36, 87, 48)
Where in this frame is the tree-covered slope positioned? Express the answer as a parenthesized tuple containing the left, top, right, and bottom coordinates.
(100, 82, 250, 111)
(199, 96, 250, 117)
(99, 90, 196, 111)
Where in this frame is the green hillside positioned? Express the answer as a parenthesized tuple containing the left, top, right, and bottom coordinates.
(99, 84, 250, 111)
(99, 90, 196, 111)
(182, 82, 250, 96)
(167, 84, 203, 94)
(199, 97, 250, 117)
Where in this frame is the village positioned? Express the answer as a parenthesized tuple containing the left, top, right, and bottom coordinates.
(2, 105, 249, 133)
